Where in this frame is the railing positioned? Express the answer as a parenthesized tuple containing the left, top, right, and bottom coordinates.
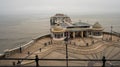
(0, 55, 120, 67)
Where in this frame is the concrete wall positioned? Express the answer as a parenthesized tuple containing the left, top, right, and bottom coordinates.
(92, 35, 103, 38)
(2, 34, 50, 58)
(4, 40, 34, 57)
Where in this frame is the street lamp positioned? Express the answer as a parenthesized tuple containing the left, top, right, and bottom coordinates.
(64, 36, 69, 67)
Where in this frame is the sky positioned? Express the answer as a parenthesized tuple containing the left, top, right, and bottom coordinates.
(0, 0, 120, 15)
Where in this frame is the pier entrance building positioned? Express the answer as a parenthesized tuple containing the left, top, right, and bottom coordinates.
(50, 14, 104, 41)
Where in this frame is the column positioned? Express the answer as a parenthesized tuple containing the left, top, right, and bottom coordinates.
(86, 31, 88, 37)
(53, 33, 55, 38)
(80, 32, 81, 37)
(85, 31, 87, 37)
(68, 32, 70, 38)
(63, 32, 64, 37)
(81, 31, 83, 38)
(73, 32, 75, 38)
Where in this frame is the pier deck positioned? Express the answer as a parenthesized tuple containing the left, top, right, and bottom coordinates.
(0, 33, 120, 66)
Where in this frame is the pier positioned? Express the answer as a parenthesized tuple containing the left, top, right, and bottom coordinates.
(0, 32, 120, 67)
(0, 14, 120, 67)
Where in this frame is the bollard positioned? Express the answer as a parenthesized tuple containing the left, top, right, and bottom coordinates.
(35, 55, 39, 67)
(102, 56, 106, 67)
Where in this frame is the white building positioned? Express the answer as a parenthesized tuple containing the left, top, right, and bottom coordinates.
(50, 14, 104, 41)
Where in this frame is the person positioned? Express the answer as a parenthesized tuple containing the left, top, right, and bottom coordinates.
(44, 43, 47, 46)
(86, 43, 89, 46)
(28, 51, 30, 55)
(92, 40, 94, 44)
(17, 60, 21, 66)
(102, 38, 104, 41)
(51, 40, 53, 44)
(69, 41, 71, 44)
(48, 41, 50, 45)
(19, 47, 22, 53)
(117, 39, 119, 42)
(74, 42, 76, 46)
(12, 61, 15, 66)
(39, 48, 41, 52)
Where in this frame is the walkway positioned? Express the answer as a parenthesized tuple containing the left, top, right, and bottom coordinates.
(0, 33, 120, 66)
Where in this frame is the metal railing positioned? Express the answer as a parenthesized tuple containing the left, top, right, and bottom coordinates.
(0, 55, 120, 67)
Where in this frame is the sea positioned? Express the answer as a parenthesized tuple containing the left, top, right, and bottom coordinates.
(0, 14, 120, 54)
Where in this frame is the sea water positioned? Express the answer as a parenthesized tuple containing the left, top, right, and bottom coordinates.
(0, 14, 120, 54)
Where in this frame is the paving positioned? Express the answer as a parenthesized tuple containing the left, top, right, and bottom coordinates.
(0, 34, 120, 66)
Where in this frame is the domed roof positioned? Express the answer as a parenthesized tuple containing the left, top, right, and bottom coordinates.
(53, 25, 63, 31)
(52, 25, 65, 32)
(93, 22, 102, 28)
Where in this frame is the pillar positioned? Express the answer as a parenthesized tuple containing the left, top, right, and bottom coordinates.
(52, 33, 54, 38)
(73, 32, 75, 38)
(80, 32, 81, 37)
(63, 32, 64, 37)
(86, 31, 88, 37)
(54, 33, 56, 38)
(81, 31, 83, 38)
(68, 32, 70, 38)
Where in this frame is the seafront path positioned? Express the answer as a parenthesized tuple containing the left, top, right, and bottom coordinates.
(0, 34, 120, 66)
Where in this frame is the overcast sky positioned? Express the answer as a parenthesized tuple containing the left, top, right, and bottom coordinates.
(0, 0, 120, 15)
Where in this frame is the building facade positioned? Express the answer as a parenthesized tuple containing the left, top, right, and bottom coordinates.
(50, 14, 104, 41)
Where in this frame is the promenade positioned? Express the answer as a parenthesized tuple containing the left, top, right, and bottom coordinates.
(0, 33, 120, 66)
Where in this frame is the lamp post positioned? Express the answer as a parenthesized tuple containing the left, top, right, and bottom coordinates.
(35, 55, 39, 67)
(102, 56, 106, 67)
(64, 36, 69, 67)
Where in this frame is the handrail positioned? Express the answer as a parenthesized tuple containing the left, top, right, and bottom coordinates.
(0, 57, 120, 67)
(0, 58, 120, 61)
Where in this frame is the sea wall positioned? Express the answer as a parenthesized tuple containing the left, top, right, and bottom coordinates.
(33, 34, 50, 42)
(0, 34, 50, 58)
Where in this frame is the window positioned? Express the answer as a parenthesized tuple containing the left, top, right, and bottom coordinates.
(94, 32, 102, 36)
(54, 33, 63, 38)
